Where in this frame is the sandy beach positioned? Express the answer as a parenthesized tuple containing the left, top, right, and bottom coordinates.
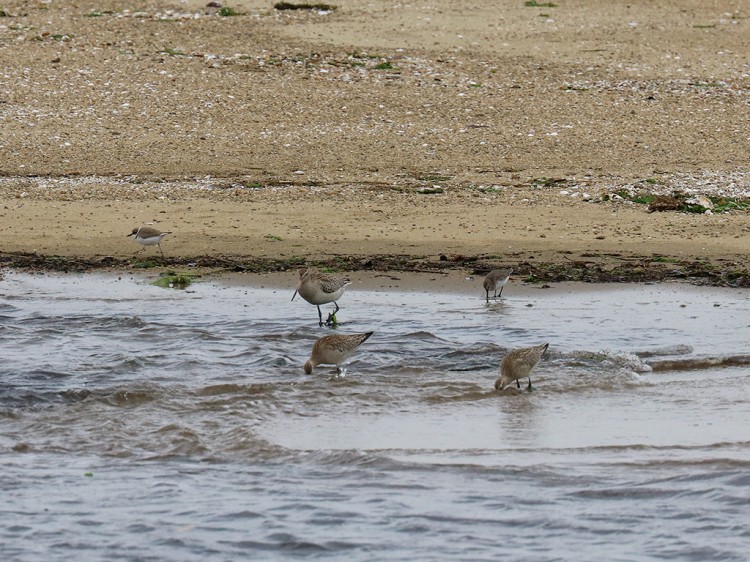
(1, 0, 750, 284)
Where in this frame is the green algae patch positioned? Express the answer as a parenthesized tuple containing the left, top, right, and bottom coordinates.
(152, 271, 197, 289)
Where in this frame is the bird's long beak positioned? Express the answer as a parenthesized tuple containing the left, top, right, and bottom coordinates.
(291, 290, 298, 301)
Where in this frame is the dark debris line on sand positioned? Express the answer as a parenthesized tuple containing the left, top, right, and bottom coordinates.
(2, 251, 750, 287)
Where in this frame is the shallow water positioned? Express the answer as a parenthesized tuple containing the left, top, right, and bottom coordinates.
(1, 272, 749, 561)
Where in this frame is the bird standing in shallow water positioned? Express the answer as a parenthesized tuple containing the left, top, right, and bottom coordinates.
(304, 332, 374, 375)
(128, 226, 171, 257)
(483, 268, 513, 302)
(292, 267, 351, 326)
(495, 342, 549, 392)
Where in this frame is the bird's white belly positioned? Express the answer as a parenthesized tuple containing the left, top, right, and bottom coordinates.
(137, 236, 161, 246)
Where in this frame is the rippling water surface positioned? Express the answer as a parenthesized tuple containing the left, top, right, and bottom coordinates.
(2, 272, 749, 561)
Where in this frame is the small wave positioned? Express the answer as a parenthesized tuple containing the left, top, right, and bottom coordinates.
(25, 368, 75, 380)
(99, 388, 161, 408)
(246, 354, 296, 370)
(196, 383, 279, 397)
(635, 344, 694, 358)
(646, 354, 750, 372)
(141, 423, 209, 457)
(96, 316, 148, 329)
(188, 329, 226, 342)
(59, 388, 94, 402)
(18, 314, 148, 332)
(224, 535, 353, 554)
(299, 449, 409, 469)
(0, 386, 89, 409)
(0, 301, 19, 312)
(566, 350, 652, 374)
(254, 331, 310, 343)
(382, 330, 449, 343)
(439, 343, 503, 370)
(424, 388, 498, 404)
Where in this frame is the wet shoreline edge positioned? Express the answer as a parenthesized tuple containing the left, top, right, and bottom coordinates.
(3, 250, 750, 288)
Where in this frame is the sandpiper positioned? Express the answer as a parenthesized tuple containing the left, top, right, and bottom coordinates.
(483, 268, 513, 302)
(128, 226, 171, 257)
(304, 331, 374, 375)
(292, 267, 351, 326)
(495, 342, 549, 392)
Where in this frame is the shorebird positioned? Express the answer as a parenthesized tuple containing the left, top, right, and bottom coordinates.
(304, 331, 374, 375)
(292, 267, 351, 326)
(128, 226, 171, 257)
(495, 342, 549, 392)
(483, 268, 513, 302)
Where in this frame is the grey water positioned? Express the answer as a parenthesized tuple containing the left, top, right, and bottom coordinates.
(1, 272, 749, 561)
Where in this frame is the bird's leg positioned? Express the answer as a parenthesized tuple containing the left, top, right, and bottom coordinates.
(498, 286, 504, 297)
(527, 377, 533, 392)
(485, 289, 490, 303)
(325, 301, 341, 327)
(516, 379, 521, 389)
(317, 305, 324, 327)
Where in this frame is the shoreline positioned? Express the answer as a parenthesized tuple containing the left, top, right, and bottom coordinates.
(2, 176, 750, 288)
(3, 247, 750, 288)
(5, 267, 749, 302)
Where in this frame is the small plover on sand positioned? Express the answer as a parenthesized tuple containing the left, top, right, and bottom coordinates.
(483, 268, 513, 302)
(292, 267, 351, 326)
(495, 342, 549, 392)
(128, 226, 171, 257)
(304, 331, 374, 375)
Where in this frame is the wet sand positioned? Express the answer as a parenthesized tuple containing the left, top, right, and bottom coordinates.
(1, 1, 750, 283)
